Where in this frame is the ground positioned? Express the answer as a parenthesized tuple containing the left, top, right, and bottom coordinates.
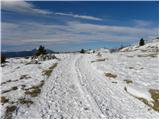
(0, 39, 159, 118)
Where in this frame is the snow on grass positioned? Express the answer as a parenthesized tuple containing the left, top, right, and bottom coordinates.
(1, 55, 59, 118)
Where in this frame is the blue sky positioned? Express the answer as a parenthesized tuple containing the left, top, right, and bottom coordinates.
(1, 1, 158, 52)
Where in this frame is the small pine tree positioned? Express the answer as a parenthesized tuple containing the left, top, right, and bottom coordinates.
(80, 49, 85, 53)
(35, 45, 47, 56)
(139, 38, 145, 46)
(1, 54, 6, 63)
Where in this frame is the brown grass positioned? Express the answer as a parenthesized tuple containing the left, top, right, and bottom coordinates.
(4, 105, 17, 119)
(149, 89, 159, 112)
(42, 63, 58, 78)
(112, 81, 117, 84)
(124, 87, 159, 112)
(0, 96, 9, 104)
(18, 98, 33, 107)
(20, 75, 31, 79)
(124, 79, 133, 84)
(1, 79, 19, 85)
(91, 58, 106, 63)
(25, 80, 44, 97)
(105, 72, 117, 78)
(137, 53, 157, 58)
(2, 86, 18, 94)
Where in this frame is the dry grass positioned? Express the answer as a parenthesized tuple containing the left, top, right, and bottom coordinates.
(91, 58, 106, 63)
(112, 81, 117, 84)
(12, 86, 18, 90)
(4, 105, 17, 119)
(0, 96, 9, 104)
(25, 88, 41, 97)
(137, 53, 158, 58)
(2, 89, 12, 94)
(42, 63, 58, 78)
(149, 89, 159, 112)
(128, 67, 134, 69)
(1, 79, 19, 85)
(97, 52, 102, 57)
(105, 72, 117, 78)
(2, 86, 18, 94)
(25, 80, 44, 97)
(124, 87, 159, 112)
(18, 98, 33, 107)
(20, 75, 31, 79)
(124, 87, 127, 91)
(124, 79, 133, 84)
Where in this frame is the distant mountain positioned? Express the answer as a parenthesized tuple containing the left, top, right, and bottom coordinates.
(2, 49, 56, 58)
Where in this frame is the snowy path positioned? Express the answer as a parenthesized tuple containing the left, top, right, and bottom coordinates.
(15, 53, 158, 118)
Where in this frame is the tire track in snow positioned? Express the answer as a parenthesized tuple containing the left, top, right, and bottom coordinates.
(74, 55, 106, 118)
(29, 54, 100, 118)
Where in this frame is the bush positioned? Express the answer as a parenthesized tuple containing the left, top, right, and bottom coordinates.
(1, 54, 6, 63)
(139, 38, 145, 46)
(80, 49, 85, 53)
(35, 45, 47, 56)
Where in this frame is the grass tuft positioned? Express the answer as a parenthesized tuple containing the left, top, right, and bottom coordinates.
(42, 63, 58, 78)
(18, 98, 33, 106)
(124, 79, 133, 84)
(25, 80, 44, 97)
(105, 72, 117, 78)
(0, 96, 9, 104)
(20, 75, 31, 79)
(4, 105, 17, 119)
(25, 88, 41, 97)
(112, 81, 117, 84)
(91, 58, 106, 63)
(149, 89, 159, 112)
(12, 86, 18, 90)
(124, 87, 159, 112)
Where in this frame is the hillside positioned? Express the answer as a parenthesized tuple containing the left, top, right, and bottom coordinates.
(0, 39, 159, 118)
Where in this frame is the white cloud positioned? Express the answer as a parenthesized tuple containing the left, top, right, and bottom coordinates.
(1, 0, 51, 15)
(2, 1, 103, 21)
(2, 21, 158, 49)
(133, 20, 152, 27)
(55, 12, 103, 21)
(68, 22, 154, 35)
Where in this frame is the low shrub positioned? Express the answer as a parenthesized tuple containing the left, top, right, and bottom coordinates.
(139, 38, 145, 46)
(80, 49, 85, 53)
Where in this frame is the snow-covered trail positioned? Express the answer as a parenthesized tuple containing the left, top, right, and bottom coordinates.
(16, 54, 102, 118)
(15, 53, 158, 118)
